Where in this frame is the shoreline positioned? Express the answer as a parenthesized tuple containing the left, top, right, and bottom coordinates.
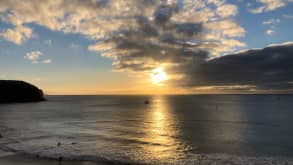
(0, 150, 103, 165)
(1, 149, 293, 165)
(0, 153, 102, 165)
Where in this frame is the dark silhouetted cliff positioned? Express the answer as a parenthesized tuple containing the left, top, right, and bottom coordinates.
(0, 80, 45, 103)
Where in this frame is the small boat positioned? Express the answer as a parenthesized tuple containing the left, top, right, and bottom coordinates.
(144, 100, 150, 104)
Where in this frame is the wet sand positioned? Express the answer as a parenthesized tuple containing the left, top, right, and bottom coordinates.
(0, 150, 102, 165)
(1, 148, 293, 164)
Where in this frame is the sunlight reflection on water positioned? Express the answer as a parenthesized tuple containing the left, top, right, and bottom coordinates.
(137, 96, 187, 163)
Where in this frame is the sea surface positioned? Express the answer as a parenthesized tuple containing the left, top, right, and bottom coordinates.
(1, 95, 293, 164)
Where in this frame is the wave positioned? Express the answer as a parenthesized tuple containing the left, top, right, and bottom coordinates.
(2, 149, 293, 165)
(1, 125, 293, 164)
(1, 139, 293, 165)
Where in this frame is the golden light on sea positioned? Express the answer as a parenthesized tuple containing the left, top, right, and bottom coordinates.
(136, 96, 186, 163)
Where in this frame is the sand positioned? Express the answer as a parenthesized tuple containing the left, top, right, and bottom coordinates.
(0, 150, 103, 165)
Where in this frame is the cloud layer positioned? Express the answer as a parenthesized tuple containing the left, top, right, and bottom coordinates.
(175, 42, 293, 92)
(0, 1, 244, 53)
(0, 1, 292, 92)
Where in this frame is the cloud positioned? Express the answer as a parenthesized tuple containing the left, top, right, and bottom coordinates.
(266, 29, 275, 35)
(0, 25, 32, 44)
(0, 1, 245, 57)
(249, 0, 285, 13)
(262, 18, 280, 36)
(174, 42, 293, 92)
(42, 59, 52, 64)
(0, 0, 249, 91)
(0, 1, 292, 92)
(216, 4, 238, 18)
(25, 51, 42, 63)
(262, 18, 280, 25)
(249, 0, 293, 14)
(24, 51, 51, 64)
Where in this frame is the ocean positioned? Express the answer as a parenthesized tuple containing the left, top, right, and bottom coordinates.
(0, 95, 293, 164)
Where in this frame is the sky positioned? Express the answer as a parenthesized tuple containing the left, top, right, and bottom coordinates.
(0, 0, 292, 94)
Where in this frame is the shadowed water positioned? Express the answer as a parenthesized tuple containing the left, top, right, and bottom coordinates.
(0, 95, 293, 164)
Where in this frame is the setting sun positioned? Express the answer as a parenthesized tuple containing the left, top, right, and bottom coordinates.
(151, 67, 168, 85)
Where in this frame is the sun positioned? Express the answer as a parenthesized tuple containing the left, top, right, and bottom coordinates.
(151, 67, 168, 85)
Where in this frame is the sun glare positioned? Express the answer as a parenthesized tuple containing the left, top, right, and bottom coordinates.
(151, 67, 168, 85)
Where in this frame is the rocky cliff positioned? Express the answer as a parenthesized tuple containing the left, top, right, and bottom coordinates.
(0, 80, 45, 103)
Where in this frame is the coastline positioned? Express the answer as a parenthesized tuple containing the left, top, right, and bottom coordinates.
(1, 149, 293, 165)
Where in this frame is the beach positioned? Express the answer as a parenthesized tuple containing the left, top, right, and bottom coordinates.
(1, 150, 293, 165)
(0, 149, 104, 165)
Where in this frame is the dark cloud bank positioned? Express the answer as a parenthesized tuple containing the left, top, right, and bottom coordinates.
(177, 43, 293, 92)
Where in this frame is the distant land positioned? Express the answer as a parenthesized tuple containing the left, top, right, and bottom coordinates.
(0, 80, 45, 103)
